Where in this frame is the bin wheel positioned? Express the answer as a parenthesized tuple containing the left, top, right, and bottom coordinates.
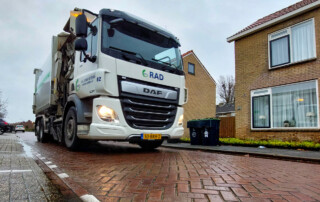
(64, 106, 80, 150)
(138, 140, 163, 150)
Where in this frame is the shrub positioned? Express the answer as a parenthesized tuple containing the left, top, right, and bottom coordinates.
(179, 137, 320, 150)
(219, 138, 320, 150)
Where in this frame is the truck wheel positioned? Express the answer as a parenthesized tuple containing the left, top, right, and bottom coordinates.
(138, 140, 163, 150)
(0, 128, 4, 135)
(37, 119, 47, 143)
(36, 120, 40, 141)
(64, 107, 80, 150)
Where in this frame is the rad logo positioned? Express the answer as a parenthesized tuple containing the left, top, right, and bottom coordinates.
(142, 69, 164, 80)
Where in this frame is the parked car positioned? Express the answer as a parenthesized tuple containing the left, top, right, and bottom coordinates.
(15, 125, 25, 133)
(0, 119, 9, 135)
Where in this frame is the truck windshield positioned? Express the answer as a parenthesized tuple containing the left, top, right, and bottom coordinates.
(101, 18, 183, 71)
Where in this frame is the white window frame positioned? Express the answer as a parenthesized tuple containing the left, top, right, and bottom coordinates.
(251, 88, 271, 129)
(251, 80, 319, 130)
(268, 18, 316, 69)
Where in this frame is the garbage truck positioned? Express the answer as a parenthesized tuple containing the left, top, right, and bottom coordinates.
(33, 8, 187, 150)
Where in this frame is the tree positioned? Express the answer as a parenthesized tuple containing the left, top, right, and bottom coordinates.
(0, 90, 7, 118)
(218, 75, 235, 104)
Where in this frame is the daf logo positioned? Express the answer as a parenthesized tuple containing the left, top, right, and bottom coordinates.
(143, 88, 163, 95)
(121, 81, 177, 100)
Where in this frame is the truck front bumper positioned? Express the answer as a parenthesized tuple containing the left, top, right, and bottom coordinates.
(77, 96, 184, 141)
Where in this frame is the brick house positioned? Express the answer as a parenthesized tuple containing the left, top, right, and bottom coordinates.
(182, 50, 216, 138)
(227, 0, 320, 142)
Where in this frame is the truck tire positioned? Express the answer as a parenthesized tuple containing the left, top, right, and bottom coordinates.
(64, 107, 80, 150)
(0, 128, 4, 135)
(138, 140, 163, 150)
(37, 119, 48, 143)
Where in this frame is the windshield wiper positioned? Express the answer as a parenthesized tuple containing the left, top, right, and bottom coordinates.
(152, 58, 181, 74)
(152, 57, 177, 69)
(109, 46, 148, 66)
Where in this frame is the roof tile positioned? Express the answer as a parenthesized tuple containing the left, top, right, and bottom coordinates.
(181, 50, 193, 57)
(216, 103, 235, 113)
(230, 0, 318, 38)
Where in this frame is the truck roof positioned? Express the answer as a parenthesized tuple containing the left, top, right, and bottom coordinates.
(99, 9, 180, 46)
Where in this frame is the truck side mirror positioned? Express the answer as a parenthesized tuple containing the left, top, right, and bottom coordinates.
(75, 38, 96, 63)
(75, 38, 87, 51)
(75, 14, 88, 37)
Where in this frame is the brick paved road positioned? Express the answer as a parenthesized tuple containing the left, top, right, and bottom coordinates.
(19, 132, 320, 201)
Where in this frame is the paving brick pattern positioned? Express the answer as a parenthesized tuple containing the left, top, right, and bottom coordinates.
(0, 133, 64, 201)
(19, 132, 320, 201)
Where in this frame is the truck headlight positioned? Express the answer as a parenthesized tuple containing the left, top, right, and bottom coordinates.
(97, 105, 119, 123)
(178, 114, 184, 126)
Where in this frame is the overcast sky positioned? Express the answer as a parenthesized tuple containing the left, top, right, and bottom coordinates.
(0, 0, 299, 123)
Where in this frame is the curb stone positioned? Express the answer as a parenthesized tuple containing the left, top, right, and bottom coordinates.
(161, 142, 320, 163)
(33, 153, 100, 202)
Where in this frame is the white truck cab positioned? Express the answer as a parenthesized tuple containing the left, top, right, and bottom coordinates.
(33, 8, 187, 150)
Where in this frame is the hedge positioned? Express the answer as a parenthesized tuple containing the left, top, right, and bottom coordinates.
(180, 137, 320, 150)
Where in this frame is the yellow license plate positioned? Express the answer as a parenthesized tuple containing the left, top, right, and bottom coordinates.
(141, 134, 162, 140)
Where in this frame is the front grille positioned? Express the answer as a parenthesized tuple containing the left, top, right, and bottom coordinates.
(121, 97, 177, 130)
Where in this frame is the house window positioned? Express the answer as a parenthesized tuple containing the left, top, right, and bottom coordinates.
(251, 80, 318, 129)
(270, 36, 290, 66)
(252, 95, 270, 128)
(188, 63, 195, 74)
(269, 19, 316, 68)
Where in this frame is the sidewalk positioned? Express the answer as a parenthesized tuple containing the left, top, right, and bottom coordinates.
(162, 141, 320, 162)
(0, 133, 64, 201)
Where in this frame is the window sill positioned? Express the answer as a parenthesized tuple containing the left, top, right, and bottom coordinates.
(269, 57, 317, 70)
(251, 128, 320, 132)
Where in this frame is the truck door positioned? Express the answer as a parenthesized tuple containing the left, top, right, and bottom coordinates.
(74, 19, 99, 98)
